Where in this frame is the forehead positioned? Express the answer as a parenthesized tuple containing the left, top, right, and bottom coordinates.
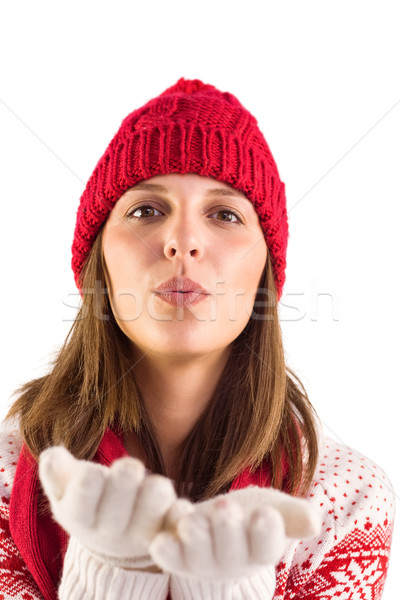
(122, 173, 253, 207)
(133, 172, 242, 190)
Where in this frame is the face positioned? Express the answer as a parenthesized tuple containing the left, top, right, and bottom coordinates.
(102, 173, 267, 362)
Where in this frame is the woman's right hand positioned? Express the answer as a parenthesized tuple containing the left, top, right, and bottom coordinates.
(38, 446, 177, 569)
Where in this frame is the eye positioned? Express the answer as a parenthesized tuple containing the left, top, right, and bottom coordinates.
(125, 205, 243, 224)
(210, 209, 243, 224)
(126, 205, 163, 219)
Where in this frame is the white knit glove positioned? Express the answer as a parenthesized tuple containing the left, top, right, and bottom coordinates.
(38, 446, 176, 570)
(149, 486, 322, 600)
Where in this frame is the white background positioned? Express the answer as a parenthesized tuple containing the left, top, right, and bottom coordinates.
(1, 1, 398, 596)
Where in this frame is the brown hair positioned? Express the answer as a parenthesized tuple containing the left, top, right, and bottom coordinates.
(7, 227, 319, 501)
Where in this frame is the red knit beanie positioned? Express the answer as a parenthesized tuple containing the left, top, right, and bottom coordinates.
(72, 78, 288, 300)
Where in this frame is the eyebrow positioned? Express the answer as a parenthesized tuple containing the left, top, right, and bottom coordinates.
(127, 182, 245, 198)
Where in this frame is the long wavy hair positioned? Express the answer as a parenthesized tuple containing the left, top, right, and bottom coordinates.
(7, 226, 320, 501)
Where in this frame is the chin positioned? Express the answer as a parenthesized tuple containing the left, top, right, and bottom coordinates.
(130, 335, 227, 362)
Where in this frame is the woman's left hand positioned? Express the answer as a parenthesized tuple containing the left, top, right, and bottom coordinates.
(149, 486, 321, 585)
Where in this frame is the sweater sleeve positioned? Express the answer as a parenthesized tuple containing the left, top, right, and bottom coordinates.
(0, 499, 169, 600)
(0, 428, 44, 599)
(169, 567, 276, 600)
(0, 425, 170, 600)
(273, 438, 395, 600)
(58, 537, 169, 600)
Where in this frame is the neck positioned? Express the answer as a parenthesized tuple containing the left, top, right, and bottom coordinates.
(128, 346, 231, 478)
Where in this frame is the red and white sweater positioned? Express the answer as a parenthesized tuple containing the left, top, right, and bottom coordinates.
(0, 424, 395, 599)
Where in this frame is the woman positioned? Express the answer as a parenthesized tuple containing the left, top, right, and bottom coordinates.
(0, 78, 394, 599)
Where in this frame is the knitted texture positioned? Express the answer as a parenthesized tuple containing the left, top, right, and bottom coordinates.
(1, 426, 395, 600)
(59, 537, 169, 600)
(169, 567, 276, 600)
(71, 78, 288, 300)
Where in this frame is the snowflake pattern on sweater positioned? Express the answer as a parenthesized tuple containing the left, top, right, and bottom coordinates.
(0, 425, 395, 600)
(0, 428, 42, 599)
(273, 441, 394, 599)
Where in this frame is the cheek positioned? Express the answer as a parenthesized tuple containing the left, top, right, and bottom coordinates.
(103, 228, 143, 286)
(102, 229, 147, 319)
(217, 248, 266, 324)
(230, 241, 267, 290)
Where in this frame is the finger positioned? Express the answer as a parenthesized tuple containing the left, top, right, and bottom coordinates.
(95, 457, 146, 535)
(177, 512, 214, 574)
(209, 498, 248, 571)
(60, 461, 107, 528)
(249, 505, 286, 565)
(129, 474, 177, 543)
(164, 498, 195, 531)
(149, 532, 185, 574)
(279, 499, 322, 539)
(39, 446, 77, 502)
(266, 492, 321, 539)
(230, 486, 321, 540)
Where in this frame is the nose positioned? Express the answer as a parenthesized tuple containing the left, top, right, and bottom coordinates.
(163, 218, 204, 261)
